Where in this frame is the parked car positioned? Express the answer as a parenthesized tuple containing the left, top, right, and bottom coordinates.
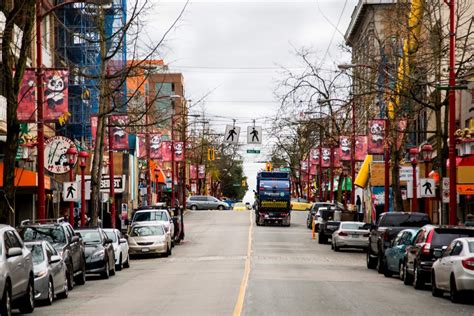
(127, 223, 172, 257)
(25, 241, 68, 305)
(331, 221, 369, 251)
(134, 204, 184, 244)
(382, 228, 419, 279)
(76, 228, 115, 279)
(403, 225, 474, 289)
(18, 218, 86, 290)
(319, 221, 340, 244)
(233, 203, 247, 211)
(431, 237, 474, 302)
(186, 195, 229, 210)
(103, 229, 130, 271)
(367, 212, 430, 273)
(131, 209, 175, 246)
(318, 206, 356, 244)
(306, 202, 334, 229)
(0, 225, 35, 315)
(291, 198, 312, 211)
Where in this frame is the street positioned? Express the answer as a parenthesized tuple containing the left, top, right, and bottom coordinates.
(30, 211, 474, 316)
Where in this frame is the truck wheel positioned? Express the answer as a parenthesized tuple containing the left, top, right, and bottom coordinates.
(377, 254, 385, 274)
(366, 248, 377, 269)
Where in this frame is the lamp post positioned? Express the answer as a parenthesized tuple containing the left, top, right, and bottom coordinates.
(421, 144, 433, 214)
(154, 168, 159, 204)
(79, 150, 88, 227)
(408, 147, 419, 212)
(66, 146, 78, 226)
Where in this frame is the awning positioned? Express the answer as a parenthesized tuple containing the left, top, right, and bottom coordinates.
(0, 162, 51, 190)
(154, 169, 166, 184)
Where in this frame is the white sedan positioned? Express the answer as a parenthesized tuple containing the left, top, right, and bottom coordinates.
(104, 229, 130, 271)
(432, 237, 474, 302)
(331, 221, 369, 251)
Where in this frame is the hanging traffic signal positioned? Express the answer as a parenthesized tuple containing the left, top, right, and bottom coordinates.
(207, 147, 216, 161)
(265, 162, 272, 171)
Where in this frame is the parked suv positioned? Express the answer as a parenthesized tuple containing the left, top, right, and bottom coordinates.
(403, 225, 474, 289)
(0, 224, 35, 315)
(186, 196, 228, 210)
(306, 202, 334, 229)
(367, 212, 430, 273)
(131, 209, 175, 246)
(18, 218, 86, 290)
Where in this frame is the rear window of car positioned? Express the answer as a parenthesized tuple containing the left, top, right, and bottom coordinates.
(22, 226, 66, 244)
(432, 229, 474, 247)
(378, 214, 430, 227)
(468, 241, 474, 253)
(104, 231, 117, 242)
(133, 211, 168, 222)
(341, 223, 365, 230)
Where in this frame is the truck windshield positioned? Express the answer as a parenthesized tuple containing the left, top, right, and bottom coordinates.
(260, 180, 289, 190)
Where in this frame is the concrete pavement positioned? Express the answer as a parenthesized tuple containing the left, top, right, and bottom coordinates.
(28, 211, 474, 316)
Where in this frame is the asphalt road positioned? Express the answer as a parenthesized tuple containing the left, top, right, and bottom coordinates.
(26, 211, 474, 316)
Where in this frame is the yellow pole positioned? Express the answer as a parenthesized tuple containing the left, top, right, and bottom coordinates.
(312, 215, 316, 240)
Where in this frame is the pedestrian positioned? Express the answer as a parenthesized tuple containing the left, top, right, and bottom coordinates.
(465, 214, 474, 227)
(356, 195, 362, 213)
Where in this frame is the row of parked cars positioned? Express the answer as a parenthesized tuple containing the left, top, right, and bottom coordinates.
(0, 204, 182, 315)
(307, 204, 474, 304)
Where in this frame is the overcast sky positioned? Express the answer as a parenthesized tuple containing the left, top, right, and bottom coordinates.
(147, 0, 358, 188)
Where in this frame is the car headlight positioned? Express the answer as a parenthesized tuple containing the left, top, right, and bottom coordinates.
(92, 250, 105, 259)
(35, 270, 47, 278)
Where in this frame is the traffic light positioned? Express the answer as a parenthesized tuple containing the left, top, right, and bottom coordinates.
(241, 179, 247, 187)
(265, 161, 272, 171)
(207, 147, 216, 161)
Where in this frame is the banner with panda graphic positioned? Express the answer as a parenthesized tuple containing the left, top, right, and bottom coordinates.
(43, 69, 69, 122)
(17, 69, 36, 122)
(368, 119, 386, 154)
(149, 134, 162, 159)
(174, 141, 184, 162)
(321, 148, 331, 168)
(339, 136, 351, 161)
(333, 147, 342, 167)
(310, 148, 320, 165)
(190, 165, 198, 179)
(109, 115, 129, 150)
(161, 141, 173, 162)
(355, 136, 368, 161)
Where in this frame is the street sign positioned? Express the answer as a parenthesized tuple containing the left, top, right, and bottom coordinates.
(399, 166, 419, 182)
(280, 167, 291, 172)
(419, 178, 435, 198)
(63, 181, 79, 202)
(406, 180, 421, 199)
(246, 149, 260, 154)
(247, 126, 262, 144)
(224, 125, 240, 144)
(442, 177, 450, 203)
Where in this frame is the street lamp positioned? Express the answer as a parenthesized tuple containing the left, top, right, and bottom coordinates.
(421, 143, 433, 214)
(66, 146, 78, 226)
(408, 147, 420, 212)
(154, 168, 159, 204)
(78, 150, 88, 227)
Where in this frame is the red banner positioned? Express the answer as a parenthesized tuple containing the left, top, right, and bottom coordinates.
(17, 69, 36, 122)
(333, 148, 342, 168)
(321, 148, 331, 168)
(300, 160, 308, 172)
(198, 165, 206, 179)
(174, 141, 184, 162)
(109, 115, 129, 150)
(368, 119, 386, 154)
(161, 141, 173, 162)
(44, 69, 69, 121)
(310, 148, 320, 165)
(137, 134, 147, 158)
(339, 136, 351, 161)
(310, 164, 317, 176)
(149, 134, 162, 159)
(190, 165, 197, 179)
(355, 136, 368, 161)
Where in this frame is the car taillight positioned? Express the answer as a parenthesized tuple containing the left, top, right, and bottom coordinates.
(422, 243, 431, 255)
(338, 232, 348, 236)
(259, 187, 264, 191)
(462, 258, 474, 270)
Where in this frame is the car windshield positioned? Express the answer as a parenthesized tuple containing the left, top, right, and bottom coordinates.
(260, 180, 289, 190)
(104, 231, 117, 242)
(468, 241, 474, 253)
(341, 223, 365, 230)
(80, 230, 102, 245)
(22, 227, 66, 244)
(133, 211, 168, 222)
(378, 214, 430, 227)
(130, 225, 164, 237)
(26, 244, 44, 264)
(432, 230, 474, 247)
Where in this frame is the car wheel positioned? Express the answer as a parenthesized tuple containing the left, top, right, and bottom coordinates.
(75, 259, 86, 286)
(164, 245, 170, 257)
(383, 257, 392, 278)
(450, 275, 461, 303)
(116, 254, 123, 271)
(102, 261, 110, 279)
(376, 253, 384, 274)
(431, 272, 443, 297)
(413, 263, 424, 289)
(167, 243, 172, 256)
(123, 255, 130, 268)
(0, 283, 12, 316)
(403, 261, 413, 285)
(19, 277, 34, 313)
(110, 258, 116, 276)
(366, 248, 377, 269)
(399, 262, 405, 281)
(218, 205, 224, 210)
(190, 205, 197, 210)
(44, 278, 54, 305)
(57, 273, 68, 299)
(334, 244, 340, 252)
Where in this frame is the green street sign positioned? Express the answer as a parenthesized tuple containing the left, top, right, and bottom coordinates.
(280, 167, 291, 172)
(246, 149, 260, 154)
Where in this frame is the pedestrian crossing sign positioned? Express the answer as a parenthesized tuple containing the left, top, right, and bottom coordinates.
(420, 178, 435, 198)
(247, 126, 262, 144)
(63, 181, 79, 202)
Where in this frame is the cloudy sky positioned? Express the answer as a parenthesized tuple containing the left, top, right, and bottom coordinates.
(146, 0, 358, 189)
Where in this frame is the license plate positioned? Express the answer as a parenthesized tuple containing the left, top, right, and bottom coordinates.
(141, 248, 150, 252)
(351, 234, 359, 238)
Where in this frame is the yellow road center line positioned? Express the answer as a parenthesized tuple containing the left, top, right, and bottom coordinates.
(232, 210, 253, 316)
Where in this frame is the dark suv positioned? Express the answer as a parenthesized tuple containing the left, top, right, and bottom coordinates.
(18, 218, 86, 290)
(306, 202, 334, 229)
(403, 225, 474, 289)
(367, 212, 430, 273)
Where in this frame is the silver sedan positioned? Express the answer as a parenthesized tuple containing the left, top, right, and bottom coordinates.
(331, 221, 369, 251)
(127, 224, 172, 257)
(25, 241, 68, 305)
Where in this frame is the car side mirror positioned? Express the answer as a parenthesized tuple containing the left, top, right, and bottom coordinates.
(433, 249, 443, 258)
(71, 236, 80, 243)
(7, 247, 22, 258)
(104, 238, 113, 245)
(74, 232, 82, 238)
(119, 238, 127, 244)
(50, 255, 62, 263)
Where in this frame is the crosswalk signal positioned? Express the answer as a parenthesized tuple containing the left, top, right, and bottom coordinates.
(265, 162, 272, 172)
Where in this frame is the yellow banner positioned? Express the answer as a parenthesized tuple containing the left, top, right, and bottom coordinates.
(261, 201, 287, 208)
